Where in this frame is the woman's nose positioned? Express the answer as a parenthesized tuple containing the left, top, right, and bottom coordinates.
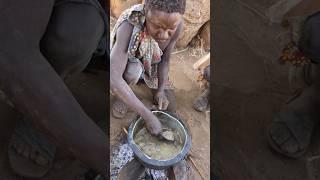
(158, 30, 169, 40)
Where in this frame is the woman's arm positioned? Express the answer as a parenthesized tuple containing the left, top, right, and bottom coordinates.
(110, 21, 162, 135)
(156, 21, 184, 110)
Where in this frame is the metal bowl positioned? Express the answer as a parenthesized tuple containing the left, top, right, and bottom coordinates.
(128, 111, 191, 170)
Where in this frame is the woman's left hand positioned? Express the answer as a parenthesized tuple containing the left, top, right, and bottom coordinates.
(154, 90, 169, 110)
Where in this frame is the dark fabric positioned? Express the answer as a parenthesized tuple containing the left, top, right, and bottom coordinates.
(204, 65, 210, 81)
(299, 12, 320, 63)
(54, 0, 109, 57)
(285, 0, 320, 19)
(97, 0, 107, 12)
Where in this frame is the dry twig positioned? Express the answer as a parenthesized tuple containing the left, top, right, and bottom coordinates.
(123, 127, 128, 135)
(171, 47, 189, 55)
(187, 155, 206, 180)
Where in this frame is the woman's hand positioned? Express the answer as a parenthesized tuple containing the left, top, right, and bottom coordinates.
(154, 90, 169, 110)
(143, 111, 162, 135)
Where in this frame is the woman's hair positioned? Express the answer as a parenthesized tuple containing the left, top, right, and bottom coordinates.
(144, 0, 186, 14)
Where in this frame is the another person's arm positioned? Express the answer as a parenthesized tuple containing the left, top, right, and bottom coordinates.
(110, 21, 162, 135)
(0, 16, 107, 179)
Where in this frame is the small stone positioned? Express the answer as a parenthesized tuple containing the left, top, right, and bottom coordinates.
(161, 130, 175, 141)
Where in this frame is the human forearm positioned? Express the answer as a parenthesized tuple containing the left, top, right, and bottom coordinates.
(110, 75, 162, 134)
(157, 57, 170, 92)
(0, 50, 107, 176)
(110, 73, 152, 118)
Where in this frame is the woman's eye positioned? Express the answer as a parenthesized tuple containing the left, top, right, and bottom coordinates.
(170, 26, 177, 31)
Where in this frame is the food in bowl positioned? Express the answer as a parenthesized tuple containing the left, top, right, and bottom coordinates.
(134, 125, 183, 160)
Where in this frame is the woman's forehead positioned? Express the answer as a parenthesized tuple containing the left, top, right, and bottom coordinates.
(146, 9, 182, 26)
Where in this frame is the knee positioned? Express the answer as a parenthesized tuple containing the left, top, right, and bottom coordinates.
(306, 12, 320, 26)
(300, 12, 320, 63)
(40, 3, 104, 77)
(304, 12, 320, 47)
(123, 63, 143, 85)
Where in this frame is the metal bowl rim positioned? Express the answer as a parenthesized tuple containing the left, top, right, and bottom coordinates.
(127, 111, 191, 168)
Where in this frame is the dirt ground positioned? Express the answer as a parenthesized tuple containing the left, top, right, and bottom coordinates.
(213, 0, 320, 179)
(0, 69, 107, 179)
(110, 49, 211, 179)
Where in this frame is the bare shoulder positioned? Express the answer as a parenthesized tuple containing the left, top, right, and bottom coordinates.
(111, 21, 134, 75)
(113, 21, 134, 51)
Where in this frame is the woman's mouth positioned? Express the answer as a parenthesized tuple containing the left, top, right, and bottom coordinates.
(157, 39, 167, 43)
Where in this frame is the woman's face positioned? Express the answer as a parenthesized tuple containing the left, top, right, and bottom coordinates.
(145, 8, 182, 44)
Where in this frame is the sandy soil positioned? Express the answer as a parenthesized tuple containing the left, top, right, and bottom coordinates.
(0, 69, 107, 179)
(213, 0, 320, 179)
(110, 49, 211, 179)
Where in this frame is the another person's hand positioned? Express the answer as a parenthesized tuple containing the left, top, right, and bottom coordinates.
(144, 112, 162, 135)
(154, 90, 169, 110)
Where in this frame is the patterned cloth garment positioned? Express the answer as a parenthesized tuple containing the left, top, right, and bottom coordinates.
(110, 143, 167, 180)
(111, 4, 174, 89)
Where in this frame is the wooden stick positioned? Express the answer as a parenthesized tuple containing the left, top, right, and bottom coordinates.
(188, 156, 206, 180)
(123, 127, 128, 135)
(171, 47, 189, 55)
(193, 53, 210, 71)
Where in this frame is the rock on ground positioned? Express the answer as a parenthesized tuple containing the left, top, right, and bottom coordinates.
(176, 0, 210, 48)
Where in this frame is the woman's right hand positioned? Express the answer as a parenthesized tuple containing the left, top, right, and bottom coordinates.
(143, 112, 162, 136)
